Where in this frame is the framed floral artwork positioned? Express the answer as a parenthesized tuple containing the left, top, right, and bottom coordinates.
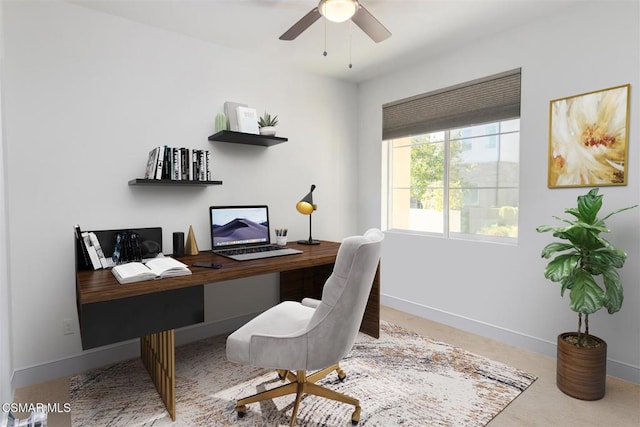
(548, 84, 630, 188)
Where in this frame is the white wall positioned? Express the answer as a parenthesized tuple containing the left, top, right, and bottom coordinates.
(0, 0, 14, 414)
(2, 0, 359, 387)
(358, 1, 640, 383)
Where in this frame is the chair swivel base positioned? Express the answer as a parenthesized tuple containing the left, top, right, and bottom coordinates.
(235, 364, 360, 426)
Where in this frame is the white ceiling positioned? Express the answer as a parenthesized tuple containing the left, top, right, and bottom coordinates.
(68, 0, 579, 83)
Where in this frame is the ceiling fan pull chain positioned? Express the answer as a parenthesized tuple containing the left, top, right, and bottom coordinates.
(348, 20, 353, 69)
(323, 19, 328, 57)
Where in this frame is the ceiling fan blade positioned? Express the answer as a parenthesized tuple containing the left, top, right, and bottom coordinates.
(351, 4, 391, 43)
(279, 7, 322, 41)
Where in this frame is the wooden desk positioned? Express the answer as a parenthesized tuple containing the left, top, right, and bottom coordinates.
(75, 240, 380, 420)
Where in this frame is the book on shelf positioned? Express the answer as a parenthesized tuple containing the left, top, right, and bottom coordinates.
(143, 146, 211, 182)
(206, 150, 211, 181)
(181, 147, 189, 180)
(111, 256, 192, 284)
(144, 147, 159, 179)
(155, 146, 165, 179)
(162, 145, 171, 179)
(172, 147, 180, 180)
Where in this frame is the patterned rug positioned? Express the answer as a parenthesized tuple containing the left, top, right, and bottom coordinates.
(70, 322, 536, 426)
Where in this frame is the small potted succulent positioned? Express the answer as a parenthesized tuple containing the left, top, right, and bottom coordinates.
(536, 188, 636, 400)
(258, 112, 278, 136)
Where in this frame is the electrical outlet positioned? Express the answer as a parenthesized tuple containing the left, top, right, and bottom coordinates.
(63, 318, 74, 335)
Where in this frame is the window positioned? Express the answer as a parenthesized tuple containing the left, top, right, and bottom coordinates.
(382, 69, 521, 244)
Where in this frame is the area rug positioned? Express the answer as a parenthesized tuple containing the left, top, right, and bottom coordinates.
(70, 321, 536, 426)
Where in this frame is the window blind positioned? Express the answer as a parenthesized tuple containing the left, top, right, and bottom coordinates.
(382, 68, 521, 140)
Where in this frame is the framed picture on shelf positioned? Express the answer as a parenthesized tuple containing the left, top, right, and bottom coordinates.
(224, 101, 247, 132)
(236, 106, 260, 134)
(547, 84, 630, 188)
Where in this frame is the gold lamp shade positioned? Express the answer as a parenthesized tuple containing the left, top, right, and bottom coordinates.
(297, 185, 320, 245)
(296, 201, 315, 215)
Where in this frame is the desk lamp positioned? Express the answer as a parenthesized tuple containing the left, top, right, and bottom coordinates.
(296, 184, 320, 245)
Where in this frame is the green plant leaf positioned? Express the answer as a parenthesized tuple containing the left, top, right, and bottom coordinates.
(560, 276, 573, 296)
(540, 242, 574, 259)
(564, 207, 582, 221)
(602, 268, 623, 314)
(569, 269, 605, 314)
(536, 224, 556, 233)
(553, 223, 608, 251)
(553, 224, 588, 247)
(580, 220, 609, 233)
(544, 253, 580, 282)
(581, 228, 608, 251)
(600, 204, 639, 222)
(553, 215, 576, 226)
(576, 188, 603, 224)
(587, 247, 627, 271)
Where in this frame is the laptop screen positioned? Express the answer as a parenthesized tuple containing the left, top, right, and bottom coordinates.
(209, 205, 271, 249)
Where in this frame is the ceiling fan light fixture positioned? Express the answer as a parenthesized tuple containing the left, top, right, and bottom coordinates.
(318, 0, 358, 23)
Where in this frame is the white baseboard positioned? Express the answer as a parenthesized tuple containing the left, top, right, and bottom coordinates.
(11, 312, 260, 392)
(381, 294, 640, 384)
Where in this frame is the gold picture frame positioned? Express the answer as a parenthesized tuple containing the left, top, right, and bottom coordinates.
(548, 84, 630, 188)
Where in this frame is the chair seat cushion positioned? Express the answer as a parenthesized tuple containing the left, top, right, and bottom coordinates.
(226, 301, 315, 367)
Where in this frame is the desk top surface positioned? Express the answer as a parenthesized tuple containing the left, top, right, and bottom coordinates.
(76, 240, 340, 305)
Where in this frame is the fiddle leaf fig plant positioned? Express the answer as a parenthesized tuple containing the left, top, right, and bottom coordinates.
(536, 188, 636, 346)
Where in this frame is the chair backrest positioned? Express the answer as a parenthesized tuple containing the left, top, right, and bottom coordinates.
(304, 228, 383, 370)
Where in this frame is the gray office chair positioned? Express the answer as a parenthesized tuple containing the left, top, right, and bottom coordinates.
(226, 228, 383, 426)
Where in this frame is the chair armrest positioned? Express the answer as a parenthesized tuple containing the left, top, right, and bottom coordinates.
(250, 332, 310, 370)
(301, 298, 321, 309)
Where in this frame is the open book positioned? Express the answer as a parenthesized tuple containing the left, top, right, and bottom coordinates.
(112, 256, 192, 284)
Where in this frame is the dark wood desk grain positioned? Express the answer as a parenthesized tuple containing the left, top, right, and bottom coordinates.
(77, 241, 341, 304)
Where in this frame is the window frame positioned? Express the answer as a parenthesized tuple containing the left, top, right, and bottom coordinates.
(383, 118, 520, 245)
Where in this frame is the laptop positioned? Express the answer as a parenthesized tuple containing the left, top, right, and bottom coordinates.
(209, 205, 303, 261)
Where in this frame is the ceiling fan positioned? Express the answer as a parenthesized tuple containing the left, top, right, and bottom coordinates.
(279, 0, 391, 43)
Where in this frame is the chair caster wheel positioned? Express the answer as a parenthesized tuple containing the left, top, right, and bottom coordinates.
(237, 404, 247, 418)
(351, 406, 361, 425)
(337, 368, 347, 382)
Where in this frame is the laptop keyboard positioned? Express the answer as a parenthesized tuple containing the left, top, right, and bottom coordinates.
(216, 245, 282, 256)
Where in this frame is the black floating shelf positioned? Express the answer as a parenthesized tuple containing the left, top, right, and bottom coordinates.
(208, 130, 288, 147)
(128, 179, 223, 186)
